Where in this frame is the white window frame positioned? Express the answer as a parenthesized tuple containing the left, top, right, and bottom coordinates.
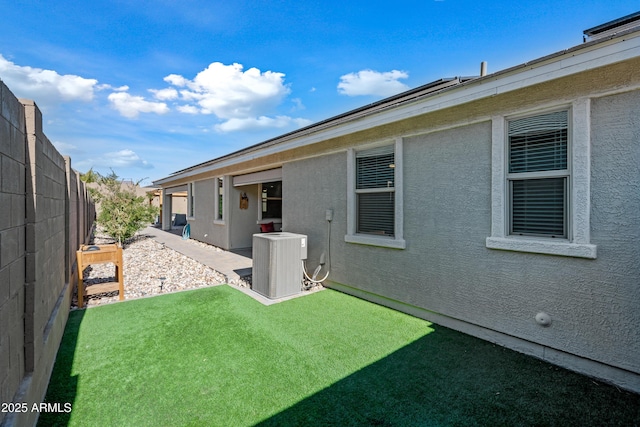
(486, 99, 597, 258)
(214, 177, 225, 225)
(187, 182, 195, 219)
(345, 137, 405, 249)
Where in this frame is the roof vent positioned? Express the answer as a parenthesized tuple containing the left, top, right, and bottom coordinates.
(583, 11, 640, 42)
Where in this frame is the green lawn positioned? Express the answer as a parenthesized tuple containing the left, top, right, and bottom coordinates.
(40, 286, 639, 426)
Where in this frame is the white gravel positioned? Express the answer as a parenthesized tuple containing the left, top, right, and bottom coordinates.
(73, 229, 230, 308)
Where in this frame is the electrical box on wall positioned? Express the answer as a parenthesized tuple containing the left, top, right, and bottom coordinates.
(252, 232, 308, 299)
(325, 209, 333, 221)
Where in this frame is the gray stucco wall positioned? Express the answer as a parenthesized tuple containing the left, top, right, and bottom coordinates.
(589, 90, 640, 370)
(283, 152, 347, 268)
(188, 179, 263, 250)
(284, 91, 640, 386)
(190, 178, 228, 248)
(229, 183, 259, 249)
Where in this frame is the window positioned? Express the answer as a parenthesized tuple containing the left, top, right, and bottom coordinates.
(486, 100, 596, 258)
(507, 110, 568, 238)
(213, 177, 223, 222)
(356, 145, 395, 236)
(346, 139, 405, 249)
(187, 182, 195, 218)
(260, 181, 282, 220)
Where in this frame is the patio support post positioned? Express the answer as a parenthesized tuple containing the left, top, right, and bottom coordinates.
(162, 190, 172, 231)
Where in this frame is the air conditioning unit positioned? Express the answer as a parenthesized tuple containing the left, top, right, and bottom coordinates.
(252, 232, 307, 299)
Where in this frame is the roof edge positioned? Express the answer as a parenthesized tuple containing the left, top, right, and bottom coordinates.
(584, 11, 640, 36)
(162, 77, 462, 178)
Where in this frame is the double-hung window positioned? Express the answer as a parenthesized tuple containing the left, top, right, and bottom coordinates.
(486, 100, 596, 258)
(356, 145, 396, 236)
(346, 139, 405, 249)
(508, 110, 568, 238)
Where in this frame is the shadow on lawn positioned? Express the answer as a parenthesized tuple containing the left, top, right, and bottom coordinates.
(38, 309, 85, 427)
(257, 325, 640, 427)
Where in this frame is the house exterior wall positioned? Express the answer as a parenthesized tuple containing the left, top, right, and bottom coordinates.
(282, 153, 346, 267)
(588, 89, 640, 367)
(229, 183, 259, 249)
(189, 178, 228, 248)
(283, 88, 640, 391)
(187, 179, 262, 250)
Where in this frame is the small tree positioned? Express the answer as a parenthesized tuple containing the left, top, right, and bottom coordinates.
(94, 171, 158, 245)
(80, 168, 102, 201)
(80, 168, 101, 184)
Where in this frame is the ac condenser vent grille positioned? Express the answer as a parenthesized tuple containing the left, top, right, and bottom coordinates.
(252, 232, 307, 299)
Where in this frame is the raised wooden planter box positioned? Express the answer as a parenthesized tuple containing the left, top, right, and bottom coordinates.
(77, 244, 124, 308)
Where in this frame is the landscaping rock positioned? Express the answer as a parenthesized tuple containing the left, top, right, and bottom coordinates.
(72, 229, 227, 309)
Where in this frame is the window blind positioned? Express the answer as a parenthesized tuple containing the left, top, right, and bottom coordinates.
(355, 145, 395, 237)
(357, 192, 395, 236)
(509, 110, 568, 173)
(356, 146, 395, 189)
(511, 178, 566, 237)
(508, 110, 568, 238)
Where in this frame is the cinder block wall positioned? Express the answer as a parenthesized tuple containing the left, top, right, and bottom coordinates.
(0, 80, 27, 425)
(0, 81, 95, 427)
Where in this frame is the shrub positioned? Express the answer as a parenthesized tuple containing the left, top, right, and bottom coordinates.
(90, 171, 158, 245)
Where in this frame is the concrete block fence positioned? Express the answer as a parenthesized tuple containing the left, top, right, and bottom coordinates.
(0, 80, 95, 427)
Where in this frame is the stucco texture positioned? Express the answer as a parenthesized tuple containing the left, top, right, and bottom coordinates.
(284, 92, 640, 377)
(229, 183, 260, 249)
(190, 178, 227, 247)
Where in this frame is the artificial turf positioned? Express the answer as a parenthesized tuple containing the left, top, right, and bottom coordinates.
(39, 286, 639, 426)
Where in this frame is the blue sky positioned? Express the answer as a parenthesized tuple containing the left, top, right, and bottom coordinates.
(0, 1, 636, 185)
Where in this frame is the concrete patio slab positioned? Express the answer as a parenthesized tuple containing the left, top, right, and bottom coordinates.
(142, 226, 252, 282)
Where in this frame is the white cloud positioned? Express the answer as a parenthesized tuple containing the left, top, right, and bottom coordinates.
(337, 69, 409, 97)
(214, 115, 311, 133)
(97, 84, 128, 92)
(107, 91, 169, 118)
(78, 149, 153, 170)
(104, 149, 153, 169)
(164, 74, 187, 86)
(149, 87, 179, 100)
(0, 54, 98, 106)
(290, 98, 305, 112)
(173, 62, 290, 118)
(177, 104, 199, 114)
(164, 62, 302, 131)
